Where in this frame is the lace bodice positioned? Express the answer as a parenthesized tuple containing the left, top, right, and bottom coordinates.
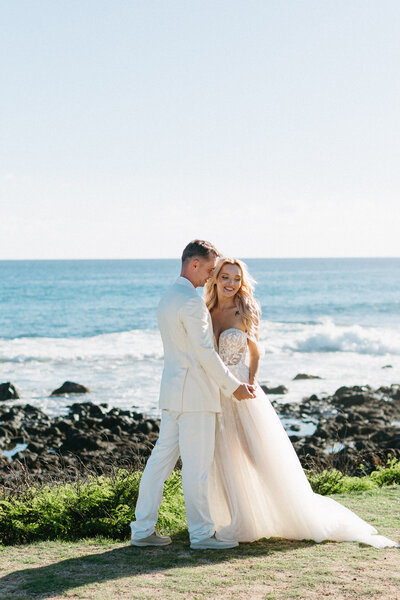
(217, 328, 248, 366)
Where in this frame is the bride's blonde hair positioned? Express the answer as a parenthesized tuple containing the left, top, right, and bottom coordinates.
(204, 257, 260, 341)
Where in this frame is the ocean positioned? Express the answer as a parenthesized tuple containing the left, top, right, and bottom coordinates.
(1, 258, 399, 418)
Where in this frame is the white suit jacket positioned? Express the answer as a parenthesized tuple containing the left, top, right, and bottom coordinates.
(157, 276, 241, 413)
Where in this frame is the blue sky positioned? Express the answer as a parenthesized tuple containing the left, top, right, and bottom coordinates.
(1, 1, 399, 259)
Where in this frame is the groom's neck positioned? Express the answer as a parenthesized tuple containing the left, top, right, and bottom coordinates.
(180, 270, 198, 288)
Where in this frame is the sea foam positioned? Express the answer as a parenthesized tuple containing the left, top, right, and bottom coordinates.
(0, 329, 164, 365)
(259, 318, 400, 356)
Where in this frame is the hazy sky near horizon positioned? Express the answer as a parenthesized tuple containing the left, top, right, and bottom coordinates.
(1, 1, 399, 259)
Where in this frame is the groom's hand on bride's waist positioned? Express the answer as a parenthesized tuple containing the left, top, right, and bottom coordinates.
(233, 383, 257, 401)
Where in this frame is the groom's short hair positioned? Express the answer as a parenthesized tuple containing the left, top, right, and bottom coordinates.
(181, 240, 220, 264)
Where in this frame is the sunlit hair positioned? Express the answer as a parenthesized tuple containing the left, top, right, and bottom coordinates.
(204, 257, 260, 341)
(181, 239, 220, 264)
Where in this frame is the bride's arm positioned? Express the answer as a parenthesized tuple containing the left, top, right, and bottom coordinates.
(247, 338, 260, 385)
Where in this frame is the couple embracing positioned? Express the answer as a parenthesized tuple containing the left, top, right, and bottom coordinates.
(130, 240, 398, 551)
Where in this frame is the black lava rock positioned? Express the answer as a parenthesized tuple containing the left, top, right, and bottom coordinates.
(0, 382, 20, 401)
(261, 384, 288, 395)
(50, 382, 90, 396)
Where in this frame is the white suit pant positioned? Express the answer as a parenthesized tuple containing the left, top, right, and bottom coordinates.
(130, 409, 216, 543)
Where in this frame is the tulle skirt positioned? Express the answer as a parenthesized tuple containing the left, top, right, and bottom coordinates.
(209, 363, 399, 549)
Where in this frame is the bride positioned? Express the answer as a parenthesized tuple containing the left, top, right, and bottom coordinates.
(204, 257, 399, 549)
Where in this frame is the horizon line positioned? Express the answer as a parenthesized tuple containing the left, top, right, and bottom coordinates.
(1, 256, 399, 261)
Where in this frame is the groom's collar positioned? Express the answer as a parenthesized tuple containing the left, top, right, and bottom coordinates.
(175, 276, 196, 290)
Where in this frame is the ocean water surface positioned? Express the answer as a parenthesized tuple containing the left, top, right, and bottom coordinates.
(1, 258, 399, 417)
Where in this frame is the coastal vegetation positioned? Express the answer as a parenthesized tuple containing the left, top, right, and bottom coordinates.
(0, 485, 399, 600)
(1, 457, 399, 546)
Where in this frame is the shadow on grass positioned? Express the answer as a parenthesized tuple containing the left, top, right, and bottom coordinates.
(0, 535, 316, 599)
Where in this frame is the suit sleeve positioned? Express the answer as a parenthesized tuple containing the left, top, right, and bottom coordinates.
(180, 295, 241, 395)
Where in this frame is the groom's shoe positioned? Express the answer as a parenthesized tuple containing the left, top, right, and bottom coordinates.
(130, 531, 172, 547)
(190, 533, 238, 550)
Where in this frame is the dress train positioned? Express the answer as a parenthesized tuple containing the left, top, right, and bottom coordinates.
(209, 328, 399, 549)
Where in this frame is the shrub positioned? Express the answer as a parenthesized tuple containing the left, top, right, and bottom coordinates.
(369, 455, 400, 487)
(0, 461, 398, 546)
(306, 456, 400, 495)
(0, 470, 143, 545)
(306, 468, 346, 495)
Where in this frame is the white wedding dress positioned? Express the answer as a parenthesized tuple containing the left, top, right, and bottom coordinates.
(209, 328, 399, 549)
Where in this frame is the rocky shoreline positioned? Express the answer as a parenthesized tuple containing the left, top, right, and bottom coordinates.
(270, 383, 400, 473)
(0, 383, 399, 488)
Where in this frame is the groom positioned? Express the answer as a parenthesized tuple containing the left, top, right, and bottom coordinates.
(130, 240, 256, 550)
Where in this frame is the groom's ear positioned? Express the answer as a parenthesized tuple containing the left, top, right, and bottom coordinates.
(191, 258, 200, 270)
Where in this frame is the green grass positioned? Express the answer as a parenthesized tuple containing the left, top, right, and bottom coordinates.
(0, 487, 399, 600)
(1, 457, 400, 546)
(0, 461, 399, 599)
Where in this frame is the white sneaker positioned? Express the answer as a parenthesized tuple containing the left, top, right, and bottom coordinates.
(190, 534, 238, 550)
(130, 532, 172, 547)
